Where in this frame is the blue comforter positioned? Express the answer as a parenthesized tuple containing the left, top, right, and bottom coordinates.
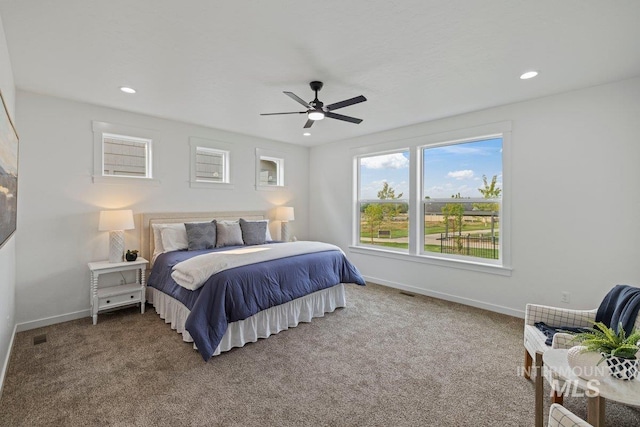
(148, 245, 366, 360)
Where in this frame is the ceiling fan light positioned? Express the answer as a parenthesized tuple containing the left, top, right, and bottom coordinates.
(308, 110, 325, 121)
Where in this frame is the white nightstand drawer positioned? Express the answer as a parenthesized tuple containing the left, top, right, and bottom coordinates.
(98, 291, 141, 310)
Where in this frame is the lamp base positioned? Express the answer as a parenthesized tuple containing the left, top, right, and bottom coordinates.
(281, 221, 291, 242)
(108, 230, 125, 263)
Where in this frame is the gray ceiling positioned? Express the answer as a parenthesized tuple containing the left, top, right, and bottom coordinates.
(1, 1, 639, 146)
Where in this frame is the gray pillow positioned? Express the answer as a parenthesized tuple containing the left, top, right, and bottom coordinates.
(185, 221, 217, 250)
(215, 220, 244, 248)
(239, 218, 267, 246)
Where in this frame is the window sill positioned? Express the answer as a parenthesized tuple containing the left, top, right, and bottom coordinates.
(189, 181, 235, 190)
(92, 175, 160, 186)
(348, 245, 512, 277)
(255, 184, 287, 191)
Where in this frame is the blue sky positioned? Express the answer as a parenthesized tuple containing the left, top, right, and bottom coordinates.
(359, 138, 502, 200)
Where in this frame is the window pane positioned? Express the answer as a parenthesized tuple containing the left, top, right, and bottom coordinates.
(259, 157, 283, 186)
(424, 199, 499, 259)
(423, 138, 502, 260)
(103, 134, 149, 177)
(358, 151, 409, 251)
(196, 147, 226, 182)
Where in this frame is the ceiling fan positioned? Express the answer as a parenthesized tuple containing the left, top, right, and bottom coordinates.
(261, 81, 367, 128)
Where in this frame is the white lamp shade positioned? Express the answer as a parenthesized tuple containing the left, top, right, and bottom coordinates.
(275, 206, 295, 221)
(98, 209, 135, 231)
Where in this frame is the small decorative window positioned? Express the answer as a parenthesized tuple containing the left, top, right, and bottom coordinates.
(92, 121, 159, 184)
(195, 147, 227, 182)
(189, 137, 233, 188)
(102, 133, 150, 178)
(256, 149, 285, 189)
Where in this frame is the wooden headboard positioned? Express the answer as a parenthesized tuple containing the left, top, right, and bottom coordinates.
(139, 210, 267, 265)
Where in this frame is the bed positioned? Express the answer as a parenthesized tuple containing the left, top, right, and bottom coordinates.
(139, 211, 366, 360)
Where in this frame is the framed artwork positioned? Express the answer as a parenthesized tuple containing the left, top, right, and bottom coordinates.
(0, 90, 18, 249)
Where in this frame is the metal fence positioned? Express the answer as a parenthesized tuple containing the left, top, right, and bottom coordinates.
(439, 233, 499, 259)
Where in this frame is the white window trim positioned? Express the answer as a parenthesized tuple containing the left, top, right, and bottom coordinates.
(351, 121, 512, 275)
(92, 121, 160, 185)
(188, 137, 234, 190)
(255, 148, 286, 190)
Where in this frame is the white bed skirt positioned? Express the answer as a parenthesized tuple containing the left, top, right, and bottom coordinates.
(146, 284, 347, 357)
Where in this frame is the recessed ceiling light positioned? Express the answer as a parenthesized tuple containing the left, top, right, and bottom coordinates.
(303, 132, 311, 136)
(520, 71, 539, 80)
(120, 86, 136, 94)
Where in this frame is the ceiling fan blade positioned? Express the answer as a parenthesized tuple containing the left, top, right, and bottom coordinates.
(303, 119, 314, 129)
(325, 111, 363, 124)
(284, 91, 311, 108)
(326, 95, 367, 111)
(260, 111, 306, 116)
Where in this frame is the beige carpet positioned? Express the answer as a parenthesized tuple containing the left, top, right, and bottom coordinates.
(1, 283, 639, 426)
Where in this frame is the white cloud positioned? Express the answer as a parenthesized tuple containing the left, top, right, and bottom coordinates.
(361, 153, 409, 169)
(447, 169, 474, 180)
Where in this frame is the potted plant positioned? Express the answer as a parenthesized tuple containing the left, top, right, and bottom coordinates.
(571, 321, 640, 380)
(125, 249, 138, 262)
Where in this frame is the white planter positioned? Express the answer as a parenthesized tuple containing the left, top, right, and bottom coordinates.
(567, 346, 607, 379)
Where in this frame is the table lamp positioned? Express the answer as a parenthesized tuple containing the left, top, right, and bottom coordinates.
(275, 206, 295, 242)
(99, 209, 135, 263)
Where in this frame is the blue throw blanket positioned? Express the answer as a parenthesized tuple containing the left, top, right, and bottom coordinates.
(534, 284, 640, 346)
(595, 284, 640, 335)
(148, 245, 366, 360)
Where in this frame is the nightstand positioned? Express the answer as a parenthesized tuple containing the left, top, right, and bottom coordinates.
(88, 258, 148, 325)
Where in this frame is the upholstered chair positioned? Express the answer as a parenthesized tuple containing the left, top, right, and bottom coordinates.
(547, 403, 593, 427)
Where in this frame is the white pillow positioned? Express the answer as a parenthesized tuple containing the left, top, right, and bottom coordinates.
(160, 224, 189, 252)
(262, 219, 273, 241)
(152, 223, 189, 259)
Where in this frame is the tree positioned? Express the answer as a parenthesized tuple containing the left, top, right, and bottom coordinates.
(441, 202, 465, 253)
(363, 203, 384, 243)
(377, 182, 403, 200)
(472, 174, 501, 237)
(442, 203, 464, 236)
(473, 175, 501, 212)
(376, 182, 404, 232)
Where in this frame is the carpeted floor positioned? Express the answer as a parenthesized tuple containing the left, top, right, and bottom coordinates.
(1, 283, 639, 426)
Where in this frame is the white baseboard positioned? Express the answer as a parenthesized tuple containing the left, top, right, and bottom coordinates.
(363, 275, 525, 319)
(0, 323, 17, 398)
(16, 309, 90, 333)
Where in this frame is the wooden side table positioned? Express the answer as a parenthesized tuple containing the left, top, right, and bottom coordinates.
(88, 258, 148, 325)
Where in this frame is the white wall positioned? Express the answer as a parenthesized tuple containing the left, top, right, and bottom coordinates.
(310, 77, 640, 317)
(0, 13, 16, 395)
(14, 91, 309, 327)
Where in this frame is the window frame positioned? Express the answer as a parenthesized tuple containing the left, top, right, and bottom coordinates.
(419, 135, 504, 266)
(351, 121, 512, 275)
(92, 121, 160, 185)
(189, 137, 234, 189)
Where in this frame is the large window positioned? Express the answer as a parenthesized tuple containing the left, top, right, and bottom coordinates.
(357, 151, 410, 251)
(422, 137, 503, 262)
(353, 122, 510, 271)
